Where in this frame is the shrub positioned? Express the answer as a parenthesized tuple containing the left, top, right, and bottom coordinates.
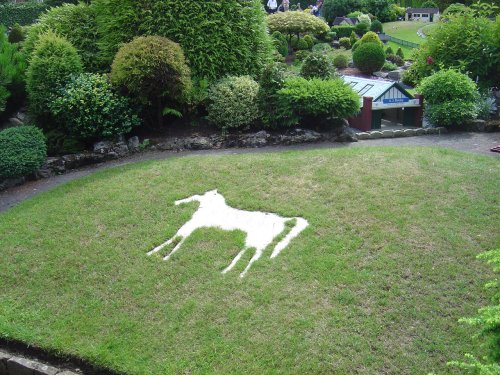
(355, 22, 369, 36)
(110, 36, 192, 126)
(94, 0, 272, 81)
(331, 25, 356, 38)
(351, 40, 361, 52)
(333, 54, 349, 69)
(418, 69, 478, 105)
(26, 32, 83, 124)
(300, 52, 336, 79)
(339, 37, 351, 50)
(0, 126, 46, 179)
(295, 50, 311, 62)
(323, 0, 363, 25)
(258, 62, 287, 128)
(418, 70, 479, 127)
(358, 14, 371, 28)
(296, 38, 310, 51)
(421, 0, 438, 8)
(303, 35, 315, 49)
(207, 76, 260, 130)
(349, 31, 357, 48)
(272, 31, 289, 57)
(312, 43, 333, 53)
(371, 20, 383, 33)
(8, 23, 24, 44)
(50, 73, 140, 141)
(353, 42, 385, 74)
(383, 61, 397, 71)
(320, 31, 336, 43)
(277, 77, 360, 127)
(386, 54, 404, 67)
(0, 2, 48, 27)
(448, 249, 500, 374)
(22, 3, 101, 72)
(385, 46, 394, 56)
(396, 47, 405, 60)
(360, 31, 383, 47)
(267, 10, 329, 39)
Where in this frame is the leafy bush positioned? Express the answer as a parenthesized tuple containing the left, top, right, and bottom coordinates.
(0, 126, 46, 179)
(396, 47, 405, 60)
(0, 2, 48, 27)
(272, 32, 289, 57)
(353, 42, 385, 74)
(418, 70, 479, 127)
(26, 31, 83, 124)
(303, 35, 315, 49)
(277, 77, 360, 126)
(8, 23, 24, 44)
(386, 54, 404, 67)
(358, 14, 371, 28)
(258, 62, 287, 128)
(421, 0, 438, 8)
(207, 76, 260, 130)
(333, 54, 349, 69)
(355, 22, 369, 36)
(352, 40, 361, 52)
(94, 0, 272, 81)
(383, 61, 397, 71)
(360, 31, 383, 48)
(312, 43, 333, 53)
(349, 31, 357, 48)
(50, 73, 140, 141)
(331, 25, 356, 38)
(22, 3, 101, 72)
(300, 52, 336, 79)
(448, 249, 500, 374)
(295, 50, 311, 62)
(339, 37, 351, 49)
(296, 38, 310, 51)
(319, 31, 336, 43)
(323, 0, 363, 25)
(267, 11, 329, 42)
(385, 46, 394, 56)
(371, 20, 383, 33)
(110, 36, 191, 125)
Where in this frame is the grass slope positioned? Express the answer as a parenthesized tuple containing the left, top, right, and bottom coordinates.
(0, 147, 499, 374)
(383, 21, 429, 44)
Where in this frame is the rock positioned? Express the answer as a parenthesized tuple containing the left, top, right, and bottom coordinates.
(93, 141, 113, 154)
(370, 131, 383, 139)
(155, 138, 185, 151)
(240, 131, 271, 148)
(415, 128, 426, 135)
(33, 363, 60, 375)
(356, 132, 371, 140)
(464, 119, 487, 132)
(15, 111, 28, 122)
(387, 70, 401, 81)
(185, 136, 214, 150)
(112, 142, 129, 157)
(403, 129, 417, 136)
(7, 357, 37, 375)
(35, 157, 62, 179)
(436, 127, 447, 133)
(393, 129, 404, 137)
(373, 71, 388, 79)
(62, 153, 107, 170)
(57, 371, 80, 375)
(335, 126, 358, 142)
(8, 117, 23, 126)
(0, 349, 11, 374)
(0, 176, 25, 191)
(381, 130, 394, 138)
(425, 127, 437, 134)
(127, 136, 140, 152)
(283, 128, 323, 144)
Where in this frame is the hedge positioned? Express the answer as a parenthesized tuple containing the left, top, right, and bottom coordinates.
(0, 3, 48, 27)
(331, 25, 356, 38)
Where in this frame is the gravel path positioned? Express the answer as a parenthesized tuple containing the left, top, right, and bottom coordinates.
(1, 132, 498, 213)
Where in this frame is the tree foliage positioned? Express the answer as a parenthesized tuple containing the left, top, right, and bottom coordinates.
(267, 11, 329, 40)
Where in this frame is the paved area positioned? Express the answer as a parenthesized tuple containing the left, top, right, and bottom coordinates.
(1, 132, 498, 213)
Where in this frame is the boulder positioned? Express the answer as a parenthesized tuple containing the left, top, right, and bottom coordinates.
(93, 141, 113, 154)
(387, 70, 402, 81)
(403, 129, 417, 136)
(185, 136, 214, 150)
(8, 117, 23, 126)
(356, 132, 371, 140)
(281, 128, 323, 144)
(155, 138, 185, 151)
(415, 128, 426, 136)
(381, 130, 394, 138)
(240, 131, 271, 148)
(112, 142, 130, 157)
(0, 176, 25, 191)
(335, 126, 358, 142)
(393, 129, 404, 137)
(370, 131, 383, 139)
(128, 136, 140, 152)
(373, 71, 388, 79)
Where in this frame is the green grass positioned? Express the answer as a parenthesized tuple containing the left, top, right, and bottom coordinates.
(383, 21, 430, 44)
(1, 147, 499, 374)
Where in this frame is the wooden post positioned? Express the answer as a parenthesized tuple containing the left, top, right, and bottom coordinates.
(414, 94, 424, 128)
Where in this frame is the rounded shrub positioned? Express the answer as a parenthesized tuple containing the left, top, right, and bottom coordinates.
(26, 31, 83, 124)
(360, 31, 383, 47)
(8, 23, 24, 44)
(94, 0, 272, 80)
(111, 36, 191, 106)
(267, 11, 329, 38)
(303, 35, 315, 49)
(418, 69, 478, 104)
(300, 52, 336, 80)
(295, 38, 310, 51)
(371, 20, 383, 33)
(258, 62, 287, 128)
(353, 42, 385, 74)
(295, 50, 311, 62)
(386, 54, 404, 67)
(0, 126, 46, 179)
(425, 100, 478, 127)
(349, 31, 357, 48)
(352, 40, 361, 52)
(207, 76, 260, 130)
(312, 43, 333, 53)
(333, 54, 349, 69)
(339, 37, 351, 50)
(396, 47, 405, 60)
(385, 46, 394, 55)
(50, 73, 141, 141)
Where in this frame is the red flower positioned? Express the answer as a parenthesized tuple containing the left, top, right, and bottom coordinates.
(427, 56, 434, 65)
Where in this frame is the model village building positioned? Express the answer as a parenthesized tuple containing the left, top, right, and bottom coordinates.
(405, 8, 440, 22)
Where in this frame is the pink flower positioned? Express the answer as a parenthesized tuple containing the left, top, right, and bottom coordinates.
(427, 56, 434, 65)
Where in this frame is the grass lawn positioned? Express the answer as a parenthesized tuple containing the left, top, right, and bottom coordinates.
(385, 41, 414, 60)
(1, 147, 499, 374)
(383, 21, 430, 44)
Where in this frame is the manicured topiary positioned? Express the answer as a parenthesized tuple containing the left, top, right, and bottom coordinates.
(300, 52, 336, 80)
(333, 54, 349, 69)
(0, 126, 46, 179)
(349, 31, 357, 48)
(8, 23, 24, 44)
(50, 73, 141, 140)
(295, 38, 310, 51)
(351, 40, 361, 52)
(22, 3, 100, 71)
(353, 42, 385, 74)
(258, 62, 287, 128)
(273, 36, 289, 57)
(26, 31, 83, 124)
(303, 35, 315, 49)
(360, 31, 383, 47)
(267, 11, 329, 41)
(396, 47, 405, 60)
(110, 36, 192, 115)
(386, 54, 404, 67)
(385, 46, 394, 55)
(94, 0, 272, 80)
(207, 76, 260, 130)
(339, 37, 351, 50)
(371, 20, 383, 33)
(312, 43, 333, 53)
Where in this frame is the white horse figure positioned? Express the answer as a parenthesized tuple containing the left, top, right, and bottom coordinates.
(148, 190, 309, 277)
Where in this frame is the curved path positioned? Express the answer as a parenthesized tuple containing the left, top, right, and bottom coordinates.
(1, 132, 498, 213)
